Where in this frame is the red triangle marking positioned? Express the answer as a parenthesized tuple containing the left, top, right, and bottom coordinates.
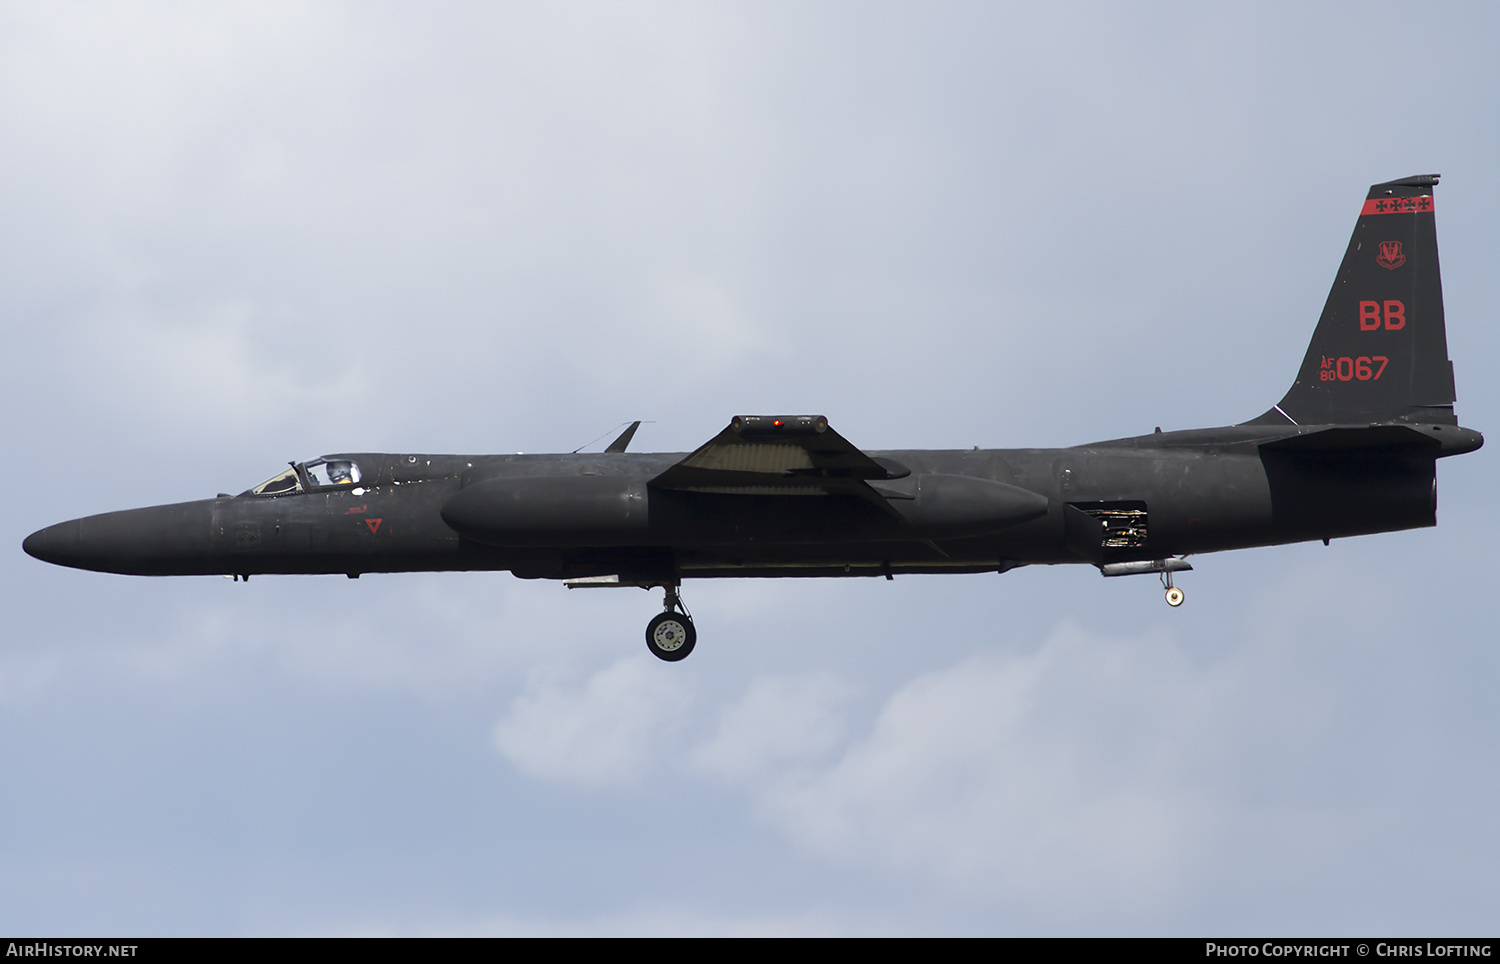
(366, 518, 383, 534)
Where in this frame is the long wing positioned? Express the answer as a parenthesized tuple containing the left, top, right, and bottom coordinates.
(650, 415, 908, 495)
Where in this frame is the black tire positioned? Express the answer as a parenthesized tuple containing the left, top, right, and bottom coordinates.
(645, 611, 696, 661)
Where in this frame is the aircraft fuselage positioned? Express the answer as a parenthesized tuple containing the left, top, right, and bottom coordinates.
(23, 421, 1479, 583)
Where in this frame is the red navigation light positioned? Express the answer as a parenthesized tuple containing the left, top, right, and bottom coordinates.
(773, 419, 784, 427)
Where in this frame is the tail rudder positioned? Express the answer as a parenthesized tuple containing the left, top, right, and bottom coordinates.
(1252, 175, 1456, 427)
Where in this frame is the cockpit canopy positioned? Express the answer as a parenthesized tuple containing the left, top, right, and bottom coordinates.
(243, 458, 363, 497)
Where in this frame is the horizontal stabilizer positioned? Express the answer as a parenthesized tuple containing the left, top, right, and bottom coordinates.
(1259, 424, 1481, 458)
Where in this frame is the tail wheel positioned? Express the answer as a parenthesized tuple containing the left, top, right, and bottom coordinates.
(1165, 586, 1185, 607)
(646, 611, 696, 661)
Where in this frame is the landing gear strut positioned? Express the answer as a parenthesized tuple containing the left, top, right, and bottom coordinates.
(645, 585, 696, 661)
(1099, 558, 1191, 606)
(1162, 569, 1184, 607)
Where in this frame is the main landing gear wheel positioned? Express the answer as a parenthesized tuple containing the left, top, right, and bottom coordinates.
(646, 611, 696, 661)
(645, 585, 696, 661)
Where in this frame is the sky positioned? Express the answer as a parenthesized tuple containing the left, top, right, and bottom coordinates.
(2, 1, 1497, 936)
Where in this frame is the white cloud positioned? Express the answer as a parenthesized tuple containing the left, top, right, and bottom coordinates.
(692, 672, 852, 783)
(492, 655, 692, 788)
(703, 623, 1221, 919)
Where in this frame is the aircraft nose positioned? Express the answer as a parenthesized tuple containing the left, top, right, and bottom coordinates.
(23, 520, 82, 567)
(21, 502, 219, 574)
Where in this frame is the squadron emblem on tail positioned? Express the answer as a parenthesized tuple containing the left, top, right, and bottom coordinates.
(1376, 240, 1406, 270)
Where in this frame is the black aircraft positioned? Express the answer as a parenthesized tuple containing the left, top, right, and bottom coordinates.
(23, 175, 1483, 661)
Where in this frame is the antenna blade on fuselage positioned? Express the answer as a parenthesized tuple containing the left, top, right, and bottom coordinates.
(605, 421, 642, 453)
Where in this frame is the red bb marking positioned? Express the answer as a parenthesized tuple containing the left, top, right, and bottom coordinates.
(345, 505, 367, 515)
(366, 518, 383, 534)
(1358, 299, 1405, 330)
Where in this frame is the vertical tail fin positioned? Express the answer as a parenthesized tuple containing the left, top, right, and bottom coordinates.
(1250, 175, 1457, 427)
